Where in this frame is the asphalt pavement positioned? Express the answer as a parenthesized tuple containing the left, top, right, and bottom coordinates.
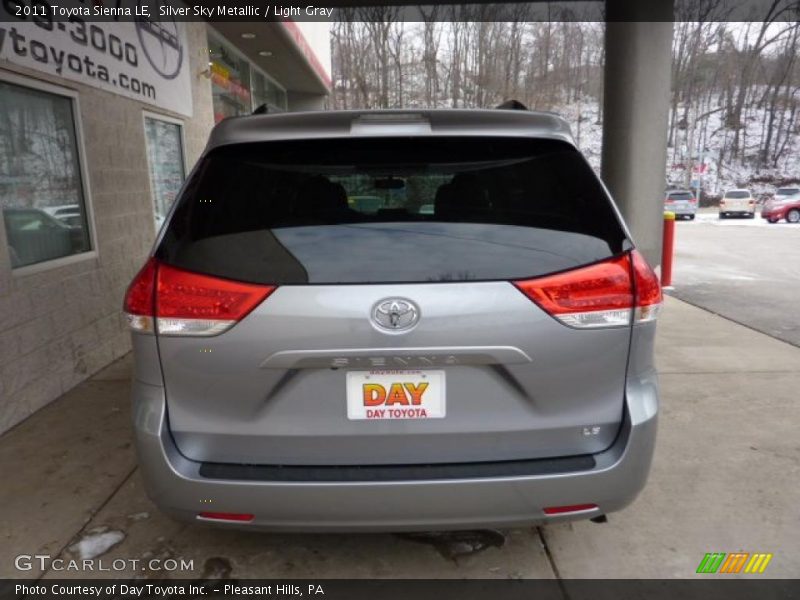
(670, 209, 800, 347)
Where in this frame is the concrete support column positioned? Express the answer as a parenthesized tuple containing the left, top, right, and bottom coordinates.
(601, 1, 673, 267)
(287, 91, 329, 112)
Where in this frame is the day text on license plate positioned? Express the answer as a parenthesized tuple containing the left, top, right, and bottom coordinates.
(346, 370, 446, 420)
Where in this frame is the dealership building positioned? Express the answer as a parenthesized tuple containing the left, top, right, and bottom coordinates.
(0, 13, 331, 433)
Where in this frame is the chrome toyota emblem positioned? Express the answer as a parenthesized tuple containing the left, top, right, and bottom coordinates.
(372, 298, 419, 332)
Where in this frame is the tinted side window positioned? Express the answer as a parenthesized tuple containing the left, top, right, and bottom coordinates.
(157, 137, 628, 284)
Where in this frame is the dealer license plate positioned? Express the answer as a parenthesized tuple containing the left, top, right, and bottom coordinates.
(346, 369, 446, 420)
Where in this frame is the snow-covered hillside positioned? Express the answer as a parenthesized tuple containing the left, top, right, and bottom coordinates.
(554, 97, 800, 198)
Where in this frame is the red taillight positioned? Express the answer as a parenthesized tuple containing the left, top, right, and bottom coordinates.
(197, 512, 254, 522)
(157, 262, 274, 319)
(514, 254, 633, 314)
(543, 503, 598, 515)
(124, 258, 157, 316)
(123, 258, 157, 332)
(631, 249, 662, 314)
(123, 259, 276, 336)
(513, 250, 661, 328)
(513, 254, 633, 328)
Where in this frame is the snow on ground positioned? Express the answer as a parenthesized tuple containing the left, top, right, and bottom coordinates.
(682, 210, 800, 228)
(69, 530, 126, 560)
(691, 212, 772, 227)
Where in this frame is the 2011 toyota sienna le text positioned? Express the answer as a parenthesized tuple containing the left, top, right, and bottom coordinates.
(124, 109, 662, 532)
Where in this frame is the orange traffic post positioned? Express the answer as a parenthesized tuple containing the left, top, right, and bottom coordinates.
(661, 211, 675, 288)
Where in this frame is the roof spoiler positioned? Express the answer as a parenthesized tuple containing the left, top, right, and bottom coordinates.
(496, 99, 528, 111)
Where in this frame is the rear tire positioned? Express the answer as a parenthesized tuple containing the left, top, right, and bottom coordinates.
(688, 214, 695, 221)
(787, 209, 800, 224)
(719, 212, 726, 219)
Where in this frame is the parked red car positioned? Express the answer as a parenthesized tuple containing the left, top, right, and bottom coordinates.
(762, 187, 800, 223)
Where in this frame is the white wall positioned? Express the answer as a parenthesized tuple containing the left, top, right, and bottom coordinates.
(293, 22, 332, 82)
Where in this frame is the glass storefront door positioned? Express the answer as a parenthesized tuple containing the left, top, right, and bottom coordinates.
(143, 116, 185, 230)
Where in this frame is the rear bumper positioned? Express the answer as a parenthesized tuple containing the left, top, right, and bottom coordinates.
(667, 206, 696, 216)
(132, 375, 658, 532)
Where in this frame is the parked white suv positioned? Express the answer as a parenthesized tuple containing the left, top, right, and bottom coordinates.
(719, 189, 755, 219)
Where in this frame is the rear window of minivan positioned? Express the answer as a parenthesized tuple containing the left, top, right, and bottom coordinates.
(156, 137, 628, 284)
(725, 191, 751, 199)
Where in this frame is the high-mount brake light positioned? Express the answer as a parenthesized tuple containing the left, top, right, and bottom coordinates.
(512, 250, 661, 329)
(123, 259, 276, 336)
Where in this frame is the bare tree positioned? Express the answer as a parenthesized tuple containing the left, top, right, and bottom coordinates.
(330, 14, 800, 188)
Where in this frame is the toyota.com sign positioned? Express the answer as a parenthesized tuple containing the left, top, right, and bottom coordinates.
(0, 0, 193, 116)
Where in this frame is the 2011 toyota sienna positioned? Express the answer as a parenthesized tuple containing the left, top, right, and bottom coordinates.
(124, 109, 661, 532)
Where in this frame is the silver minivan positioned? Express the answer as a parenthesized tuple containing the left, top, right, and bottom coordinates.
(664, 189, 697, 220)
(125, 109, 661, 531)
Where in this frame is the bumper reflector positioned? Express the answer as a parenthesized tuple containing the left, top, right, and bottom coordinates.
(197, 512, 255, 522)
(543, 503, 598, 515)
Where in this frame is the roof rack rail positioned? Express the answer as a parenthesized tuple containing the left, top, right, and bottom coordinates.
(496, 99, 528, 111)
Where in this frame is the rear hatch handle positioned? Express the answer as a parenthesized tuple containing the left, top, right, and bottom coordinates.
(259, 346, 532, 370)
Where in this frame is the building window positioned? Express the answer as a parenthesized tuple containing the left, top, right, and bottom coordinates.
(0, 80, 91, 269)
(252, 71, 288, 113)
(208, 32, 287, 122)
(143, 116, 185, 229)
(209, 35, 252, 123)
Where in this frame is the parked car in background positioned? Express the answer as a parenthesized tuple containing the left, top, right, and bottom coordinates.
(42, 204, 83, 229)
(761, 187, 800, 224)
(719, 189, 756, 219)
(124, 109, 662, 532)
(3, 207, 75, 268)
(664, 190, 697, 220)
